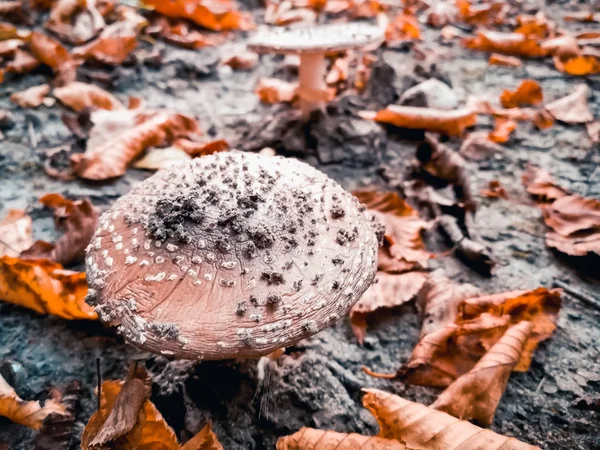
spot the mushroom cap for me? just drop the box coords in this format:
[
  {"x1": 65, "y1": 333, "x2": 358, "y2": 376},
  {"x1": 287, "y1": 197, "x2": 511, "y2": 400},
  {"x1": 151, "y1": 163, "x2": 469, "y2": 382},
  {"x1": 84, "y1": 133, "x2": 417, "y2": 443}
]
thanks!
[
  {"x1": 86, "y1": 151, "x2": 380, "y2": 360},
  {"x1": 247, "y1": 22, "x2": 385, "y2": 55}
]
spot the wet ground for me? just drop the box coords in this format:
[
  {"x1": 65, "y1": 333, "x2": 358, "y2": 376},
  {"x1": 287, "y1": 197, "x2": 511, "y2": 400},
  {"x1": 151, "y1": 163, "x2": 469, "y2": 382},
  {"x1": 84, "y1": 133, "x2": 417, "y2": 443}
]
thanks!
[{"x1": 1, "y1": 1, "x2": 599, "y2": 449}]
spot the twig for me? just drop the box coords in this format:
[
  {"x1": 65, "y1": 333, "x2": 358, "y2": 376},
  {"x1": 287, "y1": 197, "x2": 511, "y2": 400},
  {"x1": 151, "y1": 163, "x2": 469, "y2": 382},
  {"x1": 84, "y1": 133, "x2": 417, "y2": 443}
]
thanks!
[
  {"x1": 552, "y1": 279, "x2": 600, "y2": 311},
  {"x1": 96, "y1": 357, "x2": 101, "y2": 411}
]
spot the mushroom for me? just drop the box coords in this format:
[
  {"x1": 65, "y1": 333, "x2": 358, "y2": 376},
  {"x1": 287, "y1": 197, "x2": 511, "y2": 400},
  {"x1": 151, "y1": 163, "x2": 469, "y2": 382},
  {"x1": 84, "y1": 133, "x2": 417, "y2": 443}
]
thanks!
[
  {"x1": 86, "y1": 151, "x2": 381, "y2": 360},
  {"x1": 248, "y1": 22, "x2": 385, "y2": 117}
]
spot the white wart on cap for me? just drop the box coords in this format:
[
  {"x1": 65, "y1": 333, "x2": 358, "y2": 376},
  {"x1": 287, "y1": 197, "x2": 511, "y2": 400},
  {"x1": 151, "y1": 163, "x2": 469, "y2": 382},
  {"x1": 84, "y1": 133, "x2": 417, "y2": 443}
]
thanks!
[
  {"x1": 248, "y1": 22, "x2": 384, "y2": 117},
  {"x1": 86, "y1": 151, "x2": 381, "y2": 360}
]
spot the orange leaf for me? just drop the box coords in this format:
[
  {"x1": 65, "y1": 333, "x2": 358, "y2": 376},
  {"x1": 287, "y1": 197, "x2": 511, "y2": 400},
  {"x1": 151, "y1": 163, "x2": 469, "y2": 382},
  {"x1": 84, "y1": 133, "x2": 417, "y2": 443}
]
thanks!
[
  {"x1": 545, "y1": 84, "x2": 593, "y2": 124},
  {"x1": 514, "y1": 13, "x2": 552, "y2": 39},
  {"x1": 363, "y1": 389, "x2": 541, "y2": 449},
  {"x1": 45, "y1": 0, "x2": 106, "y2": 45},
  {"x1": 0, "y1": 373, "x2": 67, "y2": 430},
  {"x1": 72, "y1": 21, "x2": 138, "y2": 65},
  {"x1": 521, "y1": 165, "x2": 569, "y2": 203},
  {"x1": 173, "y1": 137, "x2": 230, "y2": 157},
  {"x1": 462, "y1": 30, "x2": 547, "y2": 57},
  {"x1": 385, "y1": 12, "x2": 420, "y2": 42},
  {"x1": 133, "y1": 146, "x2": 191, "y2": 170},
  {"x1": 488, "y1": 117, "x2": 516, "y2": 143},
  {"x1": 488, "y1": 53, "x2": 522, "y2": 66},
  {"x1": 221, "y1": 49, "x2": 258, "y2": 70},
  {"x1": 29, "y1": 31, "x2": 77, "y2": 82},
  {"x1": 500, "y1": 79, "x2": 543, "y2": 108},
  {"x1": 181, "y1": 422, "x2": 225, "y2": 450},
  {"x1": 350, "y1": 271, "x2": 428, "y2": 343},
  {"x1": 0, "y1": 209, "x2": 33, "y2": 257},
  {"x1": 481, "y1": 180, "x2": 508, "y2": 199},
  {"x1": 10, "y1": 83, "x2": 50, "y2": 108},
  {"x1": 54, "y1": 81, "x2": 125, "y2": 111},
  {"x1": 153, "y1": 17, "x2": 225, "y2": 49},
  {"x1": 277, "y1": 427, "x2": 406, "y2": 449},
  {"x1": 457, "y1": 0, "x2": 506, "y2": 26},
  {"x1": 431, "y1": 321, "x2": 533, "y2": 426},
  {"x1": 553, "y1": 54, "x2": 600, "y2": 75},
  {"x1": 256, "y1": 78, "x2": 298, "y2": 104},
  {"x1": 360, "y1": 106, "x2": 477, "y2": 136},
  {"x1": 0, "y1": 255, "x2": 96, "y2": 319}
]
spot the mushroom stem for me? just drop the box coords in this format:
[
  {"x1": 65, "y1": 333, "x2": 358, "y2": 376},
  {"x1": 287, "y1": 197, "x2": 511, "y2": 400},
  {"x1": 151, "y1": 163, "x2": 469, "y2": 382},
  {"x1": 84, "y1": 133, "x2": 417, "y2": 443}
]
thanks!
[{"x1": 298, "y1": 51, "x2": 327, "y2": 118}]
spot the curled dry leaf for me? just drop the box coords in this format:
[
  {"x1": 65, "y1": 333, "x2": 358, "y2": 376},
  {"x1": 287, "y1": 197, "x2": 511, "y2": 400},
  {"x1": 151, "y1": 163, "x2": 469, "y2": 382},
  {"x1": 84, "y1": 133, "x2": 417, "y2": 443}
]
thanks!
[
  {"x1": 521, "y1": 165, "x2": 569, "y2": 203},
  {"x1": 72, "y1": 20, "x2": 139, "y2": 65},
  {"x1": 431, "y1": 321, "x2": 533, "y2": 426},
  {"x1": 500, "y1": 79, "x2": 543, "y2": 108},
  {"x1": 71, "y1": 109, "x2": 200, "y2": 180},
  {"x1": 0, "y1": 373, "x2": 66, "y2": 430},
  {"x1": 54, "y1": 81, "x2": 124, "y2": 112},
  {"x1": 256, "y1": 78, "x2": 298, "y2": 104},
  {"x1": 21, "y1": 193, "x2": 99, "y2": 265},
  {"x1": 46, "y1": 0, "x2": 106, "y2": 45},
  {"x1": 10, "y1": 83, "x2": 50, "y2": 108},
  {"x1": 462, "y1": 30, "x2": 547, "y2": 58},
  {"x1": 0, "y1": 209, "x2": 33, "y2": 257},
  {"x1": 29, "y1": 31, "x2": 77, "y2": 83},
  {"x1": 488, "y1": 117, "x2": 516, "y2": 143},
  {"x1": 0, "y1": 255, "x2": 96, "y2": 319},
  {"x1": 173, "y1": 137, "x2": 229, "y2": 157},
  {"x1": 350, "y1": 271, "x2": 428, "y2": 344},
  {"x1": 541, "y1": 195, "x2": 600, "y2": 257},
  {"x1": 0, "y1": 47, "x2": 40, "y2": 83},
  {"x1": 545, "y1": 85, "x2": 593, "y2": 124},
  {"x1": 277, "y1": 427, "x2": 405, "y2": 450},
  {"x1": 489, "y1": 53, "x2": 522, "y2": 67},
  {"x1": 363, "y1": 389, "x2": 541, "y2": 449},
  {"x1": 360, "y1": 106, "x2": 477, "y2": 137},
  {"x1": 133, "y1": 146, "x2": 191, "y2": 170},
  {"x1": 143, "y1": 0, "x2": 253, "y2": 31}
]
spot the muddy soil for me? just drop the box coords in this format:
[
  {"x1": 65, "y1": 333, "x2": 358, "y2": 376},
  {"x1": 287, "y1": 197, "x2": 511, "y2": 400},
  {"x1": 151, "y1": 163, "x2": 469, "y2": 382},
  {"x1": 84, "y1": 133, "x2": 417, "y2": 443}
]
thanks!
[{"x1": 1, "y1": 2, "x2": 599, "y2": 449}]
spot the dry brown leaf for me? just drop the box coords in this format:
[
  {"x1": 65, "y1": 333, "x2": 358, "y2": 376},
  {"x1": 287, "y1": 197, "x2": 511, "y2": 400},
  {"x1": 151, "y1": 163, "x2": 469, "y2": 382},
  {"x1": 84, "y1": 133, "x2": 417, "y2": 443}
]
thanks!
[
  {"x1": 475, "y1": 99, "x2": 554, "y2": 130},
  {"x1": 514, "y1": 13, "x2": 553, "y2": 39},
  {"x1": 564, "y1": 11, "x2": 600, "y2": 23},
  {"x1": 256, "y1": 78, "x2": 297, "y2": 104},
  {"x1": 545, "y1": 85, "x2": 593, "y2": 124},
  {"x1": 488, "y1": 53, "x2": 522, "y2": 67},
  {"x1": 488, "y1": 117, "x2": 516, "y2": 143},
  {"x1": 0, "y1": 373, "x2": 66, "y2": 430},
  {"x1": 521, "y1": 165, "x2": 569, "y2": 203},
  {"x1": 586, "y1": 120, "x2": 600, "y2": 143},
  {"x1": 0, "y1": 47, "x2": 40, "y2": 83},
  {"x1": 554, "y1": 54, "x2": 600, "y2": 75},
  {"x1": 459, "y1": 131, "x2": 504, "y2": 161},
  {"x1": 0, "y1": 255, "x2": 95, "y2": 319},
  {"x1": 363, "y1": 389, "x2": 541, "y2": 449},
  {"x1": 431, "y1": 321, "x2": 533, "y2": 426},
  {"x1": 71, "y1": 109, "x2": 200, "y2": 180},
  {"x1": 462, "y1": 30, "x2": 548, "y2": 58},
  {"x1": 143, "y1": 0, "x2": 254, "y2": 31},
  {"x1": 72, "y1": 20, "x2": 138, "y2": 65},
  {"x1": 456, "y1": 0, "x2": 506, "y2": 26},
  {"x1": 54, "y1": 81, "x2": 124, "y2": 111},
  {"x1": 0, "y1": 209, "x2": 33, "y2": 257},
  {"x1": 277, "y1": 427, "x2": 406, "y2": 450},
  {"x1": 350, "y1": 271, "x2": 428, "y2": 343},
  {"x1": 46, "y1": 0, "x2": 106, "y2": 45},
  {"x1": 133, "y1": 146, "x2": 191, "y2": 170},
  {"x1": 360, "y1": 106, "x2": 477, "y2": 137},
  {"x1": 29, "y1": 31, "x2": 77, "y2": 83},
  {"x1": 153, "y1": 17, "x2": 225, "y2": 49},
  {"x1": 325, "y1": 54, "x2": 351, "y2": 86},
  {"x1": 386, "y1": 12, "x2": 420, "y2": 42},
  {"x1": 500, "y1": 80, "x2": 543, "y2": 108},
  {"x1": 173, "y1": 137, "x2": 229, "y2": 157},
  {"x1": 181, "y1": 422, "x2": 224, "y2": 450},
  {"x1": 221, "y1": 49, "x2": 258, "y2": 70},
  {"x1": 21, "y1": 193, "x2": 98, "y2": 265},
  {"x1": 426, "y1": 2, "x2": 459, "y2": 28},
  {"x1": 10, "y1": 83, "x2": 50, "y2": 108},
  {"x1": 481, "y1": 180, "x2": 508, "y2": 199}
]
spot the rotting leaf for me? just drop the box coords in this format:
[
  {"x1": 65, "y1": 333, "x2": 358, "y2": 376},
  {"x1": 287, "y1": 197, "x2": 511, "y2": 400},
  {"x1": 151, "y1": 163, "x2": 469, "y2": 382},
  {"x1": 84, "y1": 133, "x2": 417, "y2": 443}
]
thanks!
[
  {"x1": 256, "y1": 78, "x2": 298, "y2": 104},
  {"x1": 10, "y1": 83, "x2": 50, "y2": 108},
  {"x1": 500, "y1": 79, "x2": 543, "y2": 108},
  {"x1": 363, "y1": 389, "x2": 541, "y2": 449},
  {"x1": 0, "y1": 209, "x2": 33, "y2": 257},
  {"x1": 54, "y1": 81, "x2": 125, "y2": 112},
  {"x1": 350, "y1": 271, "x2": 428, "y2": 344},
  {"x1": 0, "y1": 256, "x2": 96, "y2": 319},
  {"x1": 71, "y1": 109, "x2": 200, "y2": 180},
  {"x1": 0, "y1": 373, "x2": 66, "y2": 430},
  {"x1": 359, "y1": 106, "x2": 477, "y2": 137},
  {"x1": 21, "y1": 193, "x2": 98, "y2": 266},
  {"x1": 521, "y1": 165, "x2": 569, "y2": 203},
  {"x1": 431, "y1": 321, "x2": 533, "y2": 426},
  {"x1": 277, "y1": 427, "x2": 406, "y2": 450},
  {"x1": 545, "y1": 84, "x2": 594, "y2": 124},
  {"x1": 462, "y1": 30, "x2": 547, "y2": 58}
]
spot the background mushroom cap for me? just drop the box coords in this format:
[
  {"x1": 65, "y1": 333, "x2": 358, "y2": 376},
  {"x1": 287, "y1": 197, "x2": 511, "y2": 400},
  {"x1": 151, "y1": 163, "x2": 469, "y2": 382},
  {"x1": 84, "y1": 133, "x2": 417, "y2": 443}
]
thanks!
[
  {"x1": 86, "y1": 151, "x2": 380, "y2": 360},
  {"x1": 247, "y1": 22, "x2": 385, "y2": 55}
]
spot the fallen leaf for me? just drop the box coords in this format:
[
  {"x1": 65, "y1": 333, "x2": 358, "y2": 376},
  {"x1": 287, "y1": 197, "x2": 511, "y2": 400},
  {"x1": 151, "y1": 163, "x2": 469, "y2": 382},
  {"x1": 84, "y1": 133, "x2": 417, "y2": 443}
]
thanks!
[
  {"x1": 221, "y1": 49, "x2": 258, "y2": 70},
  {"x1": 541, "y1": 34, "x2": 580, "y2": 59},
  {"x1": 545, "y1": 85, "x2": 593, "y2": 124},
  {"x1": 46, "y1": 0, "x2": 106, "y2": 45},
  {"x1": 29, "y1": 31, "x2": 77, "y2": 83},
  {"x1": 350, "y1": 271, "x2": 428, "y2": 343},
  {"x1": 521, "y1": 165, "x2": 569, "y2": 203},
  {"x1": 0, "y1": 255, "x2": 96, "y2": 319},
  {"x1": 0, "y1": 209, "x2": 33, "y2": 257},
  {"x1": 277, "y1": 427, "x2": 406, "y2": 450},
  {"x1": 564, "y1": 11, "x2": 600, "y2": 23},
  {"x1": 456, "y1": 0, "x2": 506, "y2": 26},
  {"x1": 0, "y1": 373, "x2": 66, "y2": 430},
  {"x1": 488, "y1": 53, "x2": 522, "y2": 67},
  {"x1": 586, "y1": 120, "x2": 600, "y2": 143},
  {"x1": 514, "y1": 13, "x2": 553, "y2": 39},
  {"x1": 0, "y1": 47, "x2": 40, "y2": 83},
  {"x1": 426, "y1": 2, "x2": 459, "y2": 28},
  {"x1": 34, "y1": 380, "x2": 81, "y2": 450},
  {"x1": 385, "y1": 12, "x2": 420, "y2": 42},
  {"x1": 143, "y1": 0, "x2": 254, "y2": 31},
  {"x1": 152, "y1": 17, "x2": 224, "y2": 49},
  {"x1": 363, "y1": 389, "x2": 541, "y2": 449},
  {"x1": 431, "y1": 321, "x2": 533, "y2": 426},
  {"x1": 459, "y1": 131, "x2": 504, "y2": 160},
  {"x1": 0, "y1": 22, "x2": 30, "y2": 40},
  {"x1": 462, "y1": 30, "x2": 548, "y2": 58},
  {"x1": 133, "y1": 146, "x2": 191, "y2": 170},
  {"x1": 10, "y1": 83, "x2": 50, "y2": 108},
  {"x1": 54, "y1": 81, "x2": 124, "y2": 111},
  {"x1": 553, "y1": 54, "x2": 600, "y2": 76},
  {"x1": 475, "y1": 99, "x2": 554, "y2": 130},
  {"x1": 173, "y1": 137, "x2": 230, "y2": 157},
  {"x1": 500, "y1": 79, "x2": 543, "y2": 108},
  {"x1": 72, "y1": 20, "x2": 139, "y2": 65},
  {"x1": 325, "y1": 54, "x2": 351, "y2": 86},
  {"x1": 488, "y1": 117, "x2": 516, "y2": 143},
  {"x1": 71, "y1": 109, "x2": 200, "y2": 180},
  {"x1": 181, "y1": 422, "x2": 224, "y2": 450},
  {"x1": 481, "y1": 180, "x2": 508, "y2": 199},
  {"x1": 256, "y1": 78, "x2": 297, "y2": 104},
  {"x1": 21, "y1": 193, "x2": 98, "y2": 265},
  {"x1": 360, "y1": 106, "x2": 477, "y2": 136}
]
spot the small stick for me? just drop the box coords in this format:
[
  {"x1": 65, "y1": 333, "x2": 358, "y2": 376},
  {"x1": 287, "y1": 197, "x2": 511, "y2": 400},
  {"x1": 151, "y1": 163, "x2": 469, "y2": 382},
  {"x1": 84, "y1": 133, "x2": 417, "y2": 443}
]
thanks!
[
  {"x1": 552, "y1": 279, "x2": 600, "y2": 311},
  {"x1": 96, "y1": 357, "x2": 102, "y2": 411}
]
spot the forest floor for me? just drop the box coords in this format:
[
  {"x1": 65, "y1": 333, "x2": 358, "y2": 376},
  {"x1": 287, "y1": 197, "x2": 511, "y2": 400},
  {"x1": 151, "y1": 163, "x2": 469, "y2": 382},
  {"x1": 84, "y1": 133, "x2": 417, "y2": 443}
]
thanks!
[{"x1": 0, "y1": 1, "x2": 599, "y2": 449}]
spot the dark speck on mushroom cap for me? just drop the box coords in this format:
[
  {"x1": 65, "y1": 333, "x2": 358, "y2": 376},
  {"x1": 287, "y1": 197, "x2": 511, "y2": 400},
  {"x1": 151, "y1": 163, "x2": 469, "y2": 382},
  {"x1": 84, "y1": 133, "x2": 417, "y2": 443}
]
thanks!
[
  {"x1": 85, "y1": 151, "x2": 379, "y2": 360},
  {"x1": 247, "y1": 22, "x2": 385, "y2": 55}
]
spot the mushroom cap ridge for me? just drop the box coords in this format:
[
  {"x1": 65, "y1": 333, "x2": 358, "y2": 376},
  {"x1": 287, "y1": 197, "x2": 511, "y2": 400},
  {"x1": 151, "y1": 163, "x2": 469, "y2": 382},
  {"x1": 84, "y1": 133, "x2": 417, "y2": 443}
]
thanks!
[{"x1": 86, "y1": 151, "x2": 379, "y2": 360}]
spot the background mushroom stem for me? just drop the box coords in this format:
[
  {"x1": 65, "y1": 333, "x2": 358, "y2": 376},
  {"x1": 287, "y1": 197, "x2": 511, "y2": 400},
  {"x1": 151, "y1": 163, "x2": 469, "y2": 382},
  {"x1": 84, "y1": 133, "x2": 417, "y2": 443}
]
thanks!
[{"x1": 298, "y1": 51, "x2": 327, "y2": 117}]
